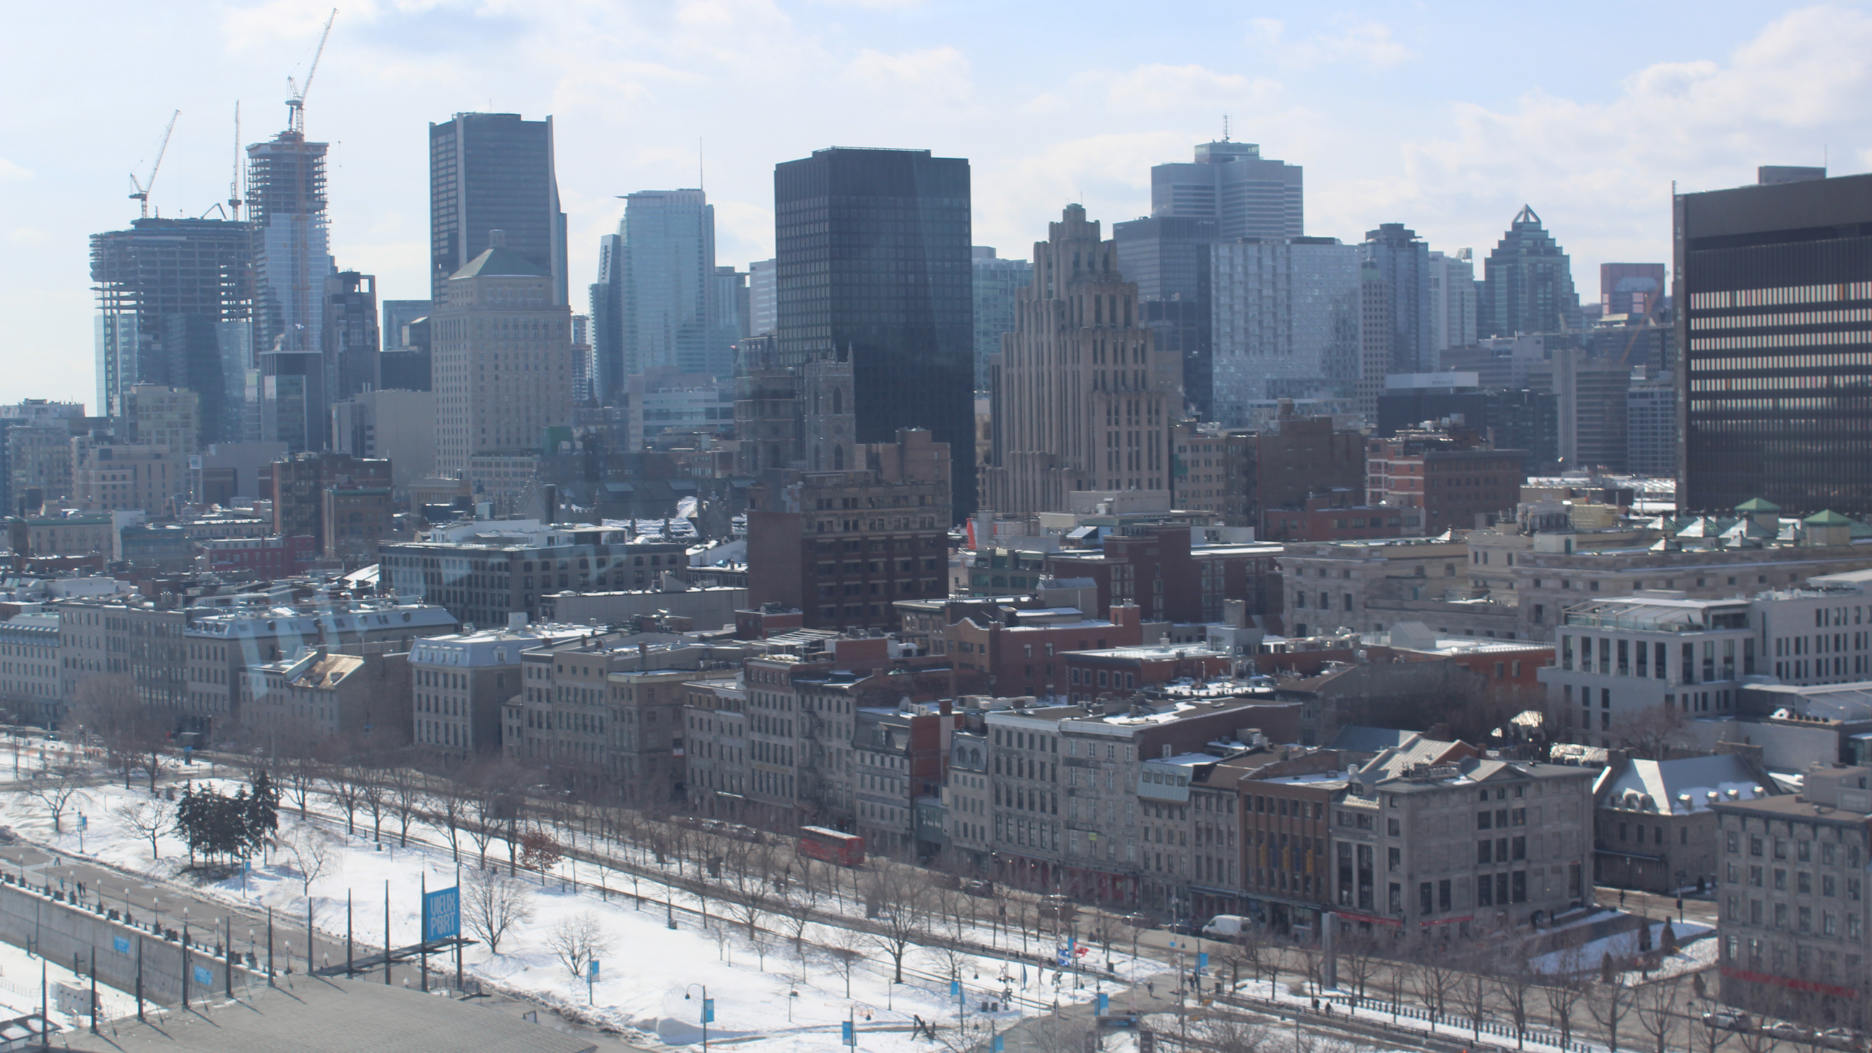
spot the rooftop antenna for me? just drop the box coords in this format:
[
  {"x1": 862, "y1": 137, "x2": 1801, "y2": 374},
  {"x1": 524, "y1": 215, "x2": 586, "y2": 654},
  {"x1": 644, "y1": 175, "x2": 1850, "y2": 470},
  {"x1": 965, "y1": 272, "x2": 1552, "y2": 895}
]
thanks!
[
  {"x1": 1223, "y1": 114, "x2": 1230, "y2": 141},
  {"x1": 128, "y1": 109, "x2": 180, "y2": 220}
]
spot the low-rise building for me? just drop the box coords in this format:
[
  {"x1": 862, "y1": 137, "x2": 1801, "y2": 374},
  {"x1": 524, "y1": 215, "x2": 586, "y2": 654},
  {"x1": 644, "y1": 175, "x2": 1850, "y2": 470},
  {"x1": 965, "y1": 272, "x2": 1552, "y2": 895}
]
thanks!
[
  {"x1": 0, "y1": 611, "x2": 60, "y2": 726},
  {"x1": 1329, "y1": 736, "x2": 1594, "y2": 932},
  {"x1": 1714, "y1": 764, "x2": 1872, "y2": 1028},
  {"x1": 408, "y1": 621, "x2": 590, "y2": 760},
  {"x1": 1593, "y1": 752, "x2": 1778, "y2": 893},
  {"x1": 243, "y1": 648, "x2": 411, "y2": 745}
]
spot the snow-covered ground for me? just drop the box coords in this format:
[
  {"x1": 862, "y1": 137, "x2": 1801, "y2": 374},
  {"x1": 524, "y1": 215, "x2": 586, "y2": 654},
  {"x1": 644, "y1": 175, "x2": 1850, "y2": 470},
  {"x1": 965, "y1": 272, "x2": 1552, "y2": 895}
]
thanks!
[
  {"x1": 1530, "y1": 919, "x2": 1713, "y2": 976},
  {"x1": 0, "y1": 934, "x2": 141, "y2": 1030},
  {"x1": 0, "y1": 773, "x2": 1163, "y2": 1050}
]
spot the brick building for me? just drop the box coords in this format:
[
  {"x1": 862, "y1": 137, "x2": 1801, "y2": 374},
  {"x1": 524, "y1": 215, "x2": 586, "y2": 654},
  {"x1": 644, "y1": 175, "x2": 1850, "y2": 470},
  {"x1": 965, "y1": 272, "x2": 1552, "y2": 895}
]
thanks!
[
  {"x1": 944, "y1": 605, "x2": 1143, "y2": 699},
  {"x1": 747, "y1": 428, "x2": 952, "y2": 630},
  {"x1": 1366, "y1": 432, "x2": 1524, "y2": 534},
  {"x1": 1044, "y1": 524, "x2": 1283, "y2": 625}
]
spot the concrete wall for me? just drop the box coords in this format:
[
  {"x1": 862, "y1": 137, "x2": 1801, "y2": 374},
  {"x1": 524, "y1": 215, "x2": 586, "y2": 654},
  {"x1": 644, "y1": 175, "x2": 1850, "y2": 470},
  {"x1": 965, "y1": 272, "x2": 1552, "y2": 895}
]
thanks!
[{"x1": 0, "y1": 875, "x2": 261, "y2": 1007}]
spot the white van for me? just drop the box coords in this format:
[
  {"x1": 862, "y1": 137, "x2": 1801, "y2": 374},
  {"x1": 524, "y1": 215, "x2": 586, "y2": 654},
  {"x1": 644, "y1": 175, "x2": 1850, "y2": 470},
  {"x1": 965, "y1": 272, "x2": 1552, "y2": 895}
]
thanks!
[{"x1": 1200, "y1": 914, "x2": 1248, "y2": 938}]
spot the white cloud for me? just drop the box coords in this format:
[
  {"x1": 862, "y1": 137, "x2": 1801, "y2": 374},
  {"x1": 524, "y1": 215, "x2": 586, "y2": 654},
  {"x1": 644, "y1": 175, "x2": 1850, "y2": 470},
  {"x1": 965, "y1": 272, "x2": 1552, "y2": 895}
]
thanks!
[
  {"x1": 0, "y1": 159, "x2": 29, "y2": 183},
  {"x1": 1318, "y1": 4, "x2": 1872, "y2": 282},
  {"x1": 1249, "y1": 16, "x2": 1413, "y2": 71}
]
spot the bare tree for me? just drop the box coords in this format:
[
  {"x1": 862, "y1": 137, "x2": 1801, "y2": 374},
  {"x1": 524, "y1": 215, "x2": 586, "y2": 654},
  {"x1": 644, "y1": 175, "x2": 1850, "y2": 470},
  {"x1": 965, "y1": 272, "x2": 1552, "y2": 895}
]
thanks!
[
  {"x1": 462, "y1": 868, "x2": 531, "y2": 956},
  {"x1": 1337, "y1": 925, "x2": 1385, "y2": 1003},
  {"x1": 275, "y1": 725, "x2": 323, "y2": 817},
  {"x1": 777, "y1": 859, "x2": 820, "y2": 956},
  {"x1": 548, "y1": 911, "x2": 609, "y2": 982},
  {"x1": 862, "y1": 865, "x2": 932, "y2": 982},
  {"x1": 1540, "y1": 956, "x2": 1589, "y2": 1052},
  {"x1": 359, "y1": 763, "x2": 388, "y2": 843},
  {"x1": 324, "y1": 762, "x2": 364, "y2": 836},
  {"x1": 67, "y1": 675, "x2": 147, "y2": 790},
  {"x1": 825, "y1": 927, "x2": 867, "y2": 999},
  {"x1": 1587, "y1": 973, "x2": 1637, "y2": 1053},
  {"x1": 1200, "y1": 1016, "x2": 1274, "y2": 1053},
  {"x1": 280, "y1": 826, "x2": 335, "y2": 896},
  {"x1": 114, "y1": 798, "x2": 170, "y2": 859},
  {"x1": 1491, "y1": 943, "x2": 1541, "y2": 1050},
  {"x1": 386, "y1": 761, "x2": 422, "y2": 847},
  {"x1": 26, "y1": 765, "x2": 86, "y2": 833},
  {"x1": 1615, "y1": 703, "x2": 1693, "y2": 760},
  {"x1": 1451, "y1": 939, "x2": 1493, "y2": 1044},
  {"x1": 1405, "y1": 934, "x2": 1462, "y2": 1028},
  {"x1": 1635, "y1": 978, "x2": 1683, "y2": 1053},
  {"x1": 721, "y1": 839, "x2": 780, "y2": 941},
  {"x1": 435, "y1": 775, "x2": 471, "y2": 864}
]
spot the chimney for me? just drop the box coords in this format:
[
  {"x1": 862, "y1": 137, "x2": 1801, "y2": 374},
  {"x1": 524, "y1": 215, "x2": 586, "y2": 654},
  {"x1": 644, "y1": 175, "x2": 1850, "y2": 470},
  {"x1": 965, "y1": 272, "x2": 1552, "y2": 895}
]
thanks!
[{"x1": 489, "y1": 229, "x2": 508, "y2": 250}]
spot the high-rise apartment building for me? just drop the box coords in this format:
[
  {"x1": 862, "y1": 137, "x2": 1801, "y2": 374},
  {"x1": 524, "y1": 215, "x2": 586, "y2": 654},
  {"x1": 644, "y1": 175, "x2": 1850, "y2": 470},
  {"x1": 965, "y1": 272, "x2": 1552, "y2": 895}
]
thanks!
[
  {"x1": 1600, "y1": 263, "x2": 1667, "y2": 318},
  {"x1": 1676, "y1": 171, "x2": 1872, "y2": 515},
  {"x1": 431, "y1": 231, "x2": 573, "y2": 475},
  {"x1": 982, "y1": 205, "x2": 1181, "y2": 516},
  {"x1": 608, "y1": 190, "x2": 736, "y2": 383},
  {"x1": 1114, "y1": 216, "x2": 1216, "y2": 418},
  {"x1": 589, "y1": 233, "x2": 624, "y2": 403},
  {"x1": 773, "y1": 147, "x2": 975, "y2": 517},
  {"x1": 1150, "y1": 140, "x2": 1303, "y2": 241},
  {"x1": 1479, "y1": 205, "x2": 1580, "y2": 338},
  {"x1": 970, "y1": 247, "x2": 1031, "y2": 392},
  {"x1": 90, "y1": 217, "x2": 253, "y2": 443},
  {"x1": 1209, "y1": 236, "x2": 1360, "y2": 424},
  {"x1": 1360, "y1": 223, "x2": 1435, "y2": 376},
  {"x1": 123, "y1": 384, "x2": 200, "y2": 488},
  {"x1": 429, "y1": 113, "x2": 568, "y2": 308}
]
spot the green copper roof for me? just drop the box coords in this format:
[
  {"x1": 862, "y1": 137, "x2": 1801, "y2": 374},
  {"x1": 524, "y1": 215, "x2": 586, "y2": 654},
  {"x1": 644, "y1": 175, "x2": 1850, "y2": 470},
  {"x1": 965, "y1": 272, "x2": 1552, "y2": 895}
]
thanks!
[
  {"x1": 1734, "y1": 497, "x2": 1781, "y2": 513},
  {"x1": 1804, "y1": 509, "x2": 1852, "y2": 526}
]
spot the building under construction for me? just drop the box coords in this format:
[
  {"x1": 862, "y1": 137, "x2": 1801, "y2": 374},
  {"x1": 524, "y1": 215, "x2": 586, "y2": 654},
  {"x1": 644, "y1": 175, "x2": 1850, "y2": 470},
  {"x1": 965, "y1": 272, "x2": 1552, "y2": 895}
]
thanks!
[
  {"x1": 90, "y1": 217, "x2": 253, "y2": 443},
  {"x1": 247, "y1": 129, "x2": 335, "y2": 451}
]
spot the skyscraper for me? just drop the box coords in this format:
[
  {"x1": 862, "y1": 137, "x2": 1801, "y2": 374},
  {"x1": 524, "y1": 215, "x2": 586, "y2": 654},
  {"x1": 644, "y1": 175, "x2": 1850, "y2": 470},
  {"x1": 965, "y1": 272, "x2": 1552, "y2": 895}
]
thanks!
[
  {"x1": 970, "y1": 247, "x2": 1031, "y2": 391},
  {"x1": 324, "y1": 270, "x2": 379, "y2": 404},
  {"x1": 983, "y1": 205, "x2": 1180, "y2": 516},
  {"x1": 1208, "y1": 237, "x2": 1361, "y2": 425},
  {"x1": 247, "y1": 129, "x2": 335, "y2": 451},
  {"x1": 1150, "y1": 140, "x2": 1303, "y2": 241},
  {"x1": 432, "y1": 231, "x2": 573, "y2": 475},
  {"x1": 747, "y1": 259, "x2": 777, "y2": 338},
  {"x1": 429, "y1": 113, "x2": 568, "y2": 307},
  {"x1": 1479, "y1": 205, "x2": 1580, "y2": 338},
  {"x1": 1360, "y1": 223, "x2": 1435, "y2": 375},
  {"x1": 90, "y1": 217, "x2": 253, "y2": 443},
  {"x1": 589, "y1": 232, "x2": 623, "y2": 403},
  {"x1": 381, "y1": 299, "x2": 429, "y2": 352},
  {"x1": 1428, "y1": 249, "x2": 1478, "y2": 354},
  {"x1": 773, "y1": 147, "x2": 975, "y2": 517},
  {"x1": 1676, "y1": 171, "x2": 1872, "y2": 514},
  {"x1": 615, "y1": 189, "x2": 735, "y2": 382},
  {"x1": 1114, "y1": 215, "x2": 1215, "y2": 417}
]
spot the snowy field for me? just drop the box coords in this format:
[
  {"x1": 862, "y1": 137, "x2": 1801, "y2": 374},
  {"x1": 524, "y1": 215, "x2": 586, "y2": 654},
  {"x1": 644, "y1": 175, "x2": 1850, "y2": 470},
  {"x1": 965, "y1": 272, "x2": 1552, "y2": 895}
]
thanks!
[{"x1": 0, "y1": 773, "x2": 1163, "y2": 1050}]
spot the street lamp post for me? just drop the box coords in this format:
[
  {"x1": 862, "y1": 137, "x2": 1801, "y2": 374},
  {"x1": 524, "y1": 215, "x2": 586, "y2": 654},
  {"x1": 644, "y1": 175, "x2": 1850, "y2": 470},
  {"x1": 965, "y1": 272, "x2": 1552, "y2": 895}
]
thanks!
[{"x1": 684, "y1": 983, "x2": 712, "y2": 1051}]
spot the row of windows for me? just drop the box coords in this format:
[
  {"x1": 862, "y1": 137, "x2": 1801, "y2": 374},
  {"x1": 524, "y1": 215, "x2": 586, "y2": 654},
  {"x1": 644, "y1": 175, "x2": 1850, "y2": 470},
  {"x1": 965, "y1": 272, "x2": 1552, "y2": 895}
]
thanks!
[{"x1": 1689, "y1": 282, "x2": 1872, "y2": 310}]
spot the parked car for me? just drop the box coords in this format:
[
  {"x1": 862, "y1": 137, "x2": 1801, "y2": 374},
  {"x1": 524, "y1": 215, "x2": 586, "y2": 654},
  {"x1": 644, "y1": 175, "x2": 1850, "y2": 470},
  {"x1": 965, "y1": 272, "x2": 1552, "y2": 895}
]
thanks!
[
  {"x1": 1038, "y1": 895, "x2": 1077, "y2": 921},
  {"x1": 1817, "y1": 1028, "x2": 1860, "y2": 1050},
  {"x1": 1702, "y1": 1011, "x2": 1753, "y2": 1032},
  {"x1": 963, "y1": 880, "x2": 996, "y2": 898}
]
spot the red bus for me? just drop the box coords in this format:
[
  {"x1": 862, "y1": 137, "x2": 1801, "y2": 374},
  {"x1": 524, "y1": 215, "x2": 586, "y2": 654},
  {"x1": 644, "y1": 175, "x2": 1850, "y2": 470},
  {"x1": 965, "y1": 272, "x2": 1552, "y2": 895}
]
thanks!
[{"x1": 797, "y1": 826, "x2": 865, "y2": 867}]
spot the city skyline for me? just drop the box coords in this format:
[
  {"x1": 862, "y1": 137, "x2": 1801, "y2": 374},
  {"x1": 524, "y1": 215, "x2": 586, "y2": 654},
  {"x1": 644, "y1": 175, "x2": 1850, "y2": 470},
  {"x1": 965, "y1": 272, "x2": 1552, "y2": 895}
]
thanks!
[{"x1": 5, "y1": 1, "x2": 1865, "y2": 405}]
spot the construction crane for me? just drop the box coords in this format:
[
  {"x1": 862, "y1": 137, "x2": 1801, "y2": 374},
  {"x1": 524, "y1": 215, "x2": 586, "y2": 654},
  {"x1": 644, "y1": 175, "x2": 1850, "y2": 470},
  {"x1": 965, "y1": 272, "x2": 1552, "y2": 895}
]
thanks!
[
  {"x1": 127, "y1": 109, "x2": 180, "y2": 220},
  {"x1": 284, "y1": 8, "x2": 337, "y2": 135},
  {"x1": 228, "y1": 101, "x2": 243, "y2": 219}
]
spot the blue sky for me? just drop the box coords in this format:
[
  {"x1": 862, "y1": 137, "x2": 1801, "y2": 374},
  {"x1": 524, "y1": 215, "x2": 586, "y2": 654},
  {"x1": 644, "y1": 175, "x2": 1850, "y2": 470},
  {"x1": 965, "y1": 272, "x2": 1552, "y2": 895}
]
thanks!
[{"x1": 3, "y1": 1, "x2": 1867, "y2": 406}]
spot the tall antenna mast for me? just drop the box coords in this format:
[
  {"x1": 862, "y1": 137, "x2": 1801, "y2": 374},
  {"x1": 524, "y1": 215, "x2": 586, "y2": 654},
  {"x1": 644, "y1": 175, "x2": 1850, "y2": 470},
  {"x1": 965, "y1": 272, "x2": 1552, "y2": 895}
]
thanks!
[{"x1": 1223, "y1": 114, "x2": 1230, "y2": 141}]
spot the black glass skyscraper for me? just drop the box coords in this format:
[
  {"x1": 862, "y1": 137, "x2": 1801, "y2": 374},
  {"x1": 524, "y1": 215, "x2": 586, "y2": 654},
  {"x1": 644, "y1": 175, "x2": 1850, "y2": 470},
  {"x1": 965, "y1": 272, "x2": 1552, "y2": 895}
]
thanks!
[
  {"x1": 774, "y1": 148, "x2": 975, "y2": 517},
  {"x1": 429, "y1": 113, "x2": 568, "y2": 307},
  {"x1": 1677, "y1": 171, "x2": 1872, "y2": 514}
]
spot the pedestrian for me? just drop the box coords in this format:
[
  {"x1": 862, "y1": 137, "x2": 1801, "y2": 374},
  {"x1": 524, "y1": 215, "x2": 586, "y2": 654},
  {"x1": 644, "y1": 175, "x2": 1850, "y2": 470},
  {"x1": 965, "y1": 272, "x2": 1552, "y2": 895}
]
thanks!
[{"x1": 1147, "y1": 980, "x2": 1155, "y2": 997}]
